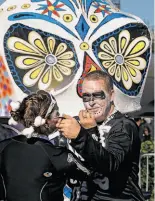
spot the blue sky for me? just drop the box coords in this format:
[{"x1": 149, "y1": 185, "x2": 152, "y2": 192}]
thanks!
[{"x1": 120, "y1": 0, "x2": 154, "y2": 27}]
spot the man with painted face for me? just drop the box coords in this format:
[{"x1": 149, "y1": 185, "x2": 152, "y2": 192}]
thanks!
[{"x1": 57, "y1": 70, "x2": 145, "y2": 201}]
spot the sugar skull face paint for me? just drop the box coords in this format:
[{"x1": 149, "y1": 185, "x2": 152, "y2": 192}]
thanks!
[{"x1": 82, "y1": 79, "x2": 114, "y2": 122}]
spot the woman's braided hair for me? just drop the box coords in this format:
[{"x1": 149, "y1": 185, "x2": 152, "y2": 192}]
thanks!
[{"x1": 10, "y1": 90, "x2": 54, "y2": 135}]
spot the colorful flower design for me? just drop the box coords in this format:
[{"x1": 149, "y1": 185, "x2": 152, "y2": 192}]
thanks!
[
  {"x1": 37, "y1": 0, "x2": 65, "y2": 18},
  {"x1": 93, "y1": 1, "x2": 112, "y2": 16},
  {"x1": 98, "y1": 30, "x2": 150, "y2": 90},
  {"x1": 7, "y1": 31, "x2": 76, "y2": 92}
]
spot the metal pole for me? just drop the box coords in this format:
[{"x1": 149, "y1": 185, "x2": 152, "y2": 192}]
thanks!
[
  {"x1": 139, "y1": 156, "x2": 141, "y2": 187},
  {"x1": 146, "y1": 156, "x2": 149, "y2": 192}
]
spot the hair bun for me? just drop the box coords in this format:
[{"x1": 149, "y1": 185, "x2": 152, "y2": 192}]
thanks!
[
  {"x1": 10, "y1": 101, "x2": 20, "y2": 111},
  {"x1": 22, "y1": 126, "x2": 34, "y2": 138},
  {"x1": 34, "y1": 116, "x2": 46, "y2": 127},
  {"x1": 8, "y1": 117, "x2": 18, "y2": 126}
]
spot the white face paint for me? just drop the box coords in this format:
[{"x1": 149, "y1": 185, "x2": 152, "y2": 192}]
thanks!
[{"x1": 82, "y1": 79, "x2": 114, "y2": 122}]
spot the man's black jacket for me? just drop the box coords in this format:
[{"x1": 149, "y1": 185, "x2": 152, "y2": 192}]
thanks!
[{"x1": 71, "y1": 112, "x2": 145, "y2": 201}]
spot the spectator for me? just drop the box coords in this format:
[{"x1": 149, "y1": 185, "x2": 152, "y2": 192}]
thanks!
[{"x1": 143, "y1": 126, "x2": 152, "y2": 142}]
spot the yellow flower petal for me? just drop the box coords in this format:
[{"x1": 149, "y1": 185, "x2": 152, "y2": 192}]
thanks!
[
  {"x1": 28, "y1": 31, "x2": 47, "y2": 54},
  {"x1": 125, "y1": 63, "x2": 142, "y2": 84},
  {"x1": 118, "y1": 30, "x2": 130, "y2": 54},
  {"x1": 108, "y1": 64, "x2": 116, "y2": 76},
  {"x1": 123, "y1": 68, "x2": 129, "y2": 81},
  {"x1": 15, "y1": 42, "x2": 34, "y2": 53},
  {"x1": 55, "y1": 43, "x2": 67, "y2": 56},
  {"x1": 115, "y1": 65, "x2": 121, "y2": 82},
  {"x1": 128, "y1": 67, "x2": 136, "y2": 77},
  {"x1": 57, "y1": 60, "x2": 75, "y2": 68},
  {"x1": 125, "y1": 57, "x2": 146, "y2": 70},
  {"x1": 100, "y1": 41, "x2": 115, "y2": 55},
  {"x1": 7, "y1": 37, "x2": 42, "y2": 56},
  {"x1": 42, "y1": 70, "x2": 50, "y2": 84},
  {"x1": 130, "y1": 41, "x2": 145, "y2": 55},
  {"x1": 30, "y1": 67, "x2": 42, "y2": 79},
  {"x1": 128, "y1": 60, "x2": 140, "y2": 66},
  {"x1": 24, "y1": 58, "x2": 38, "y2": 65},
  {"x1": 15, "y1": 56, "x2": 44, "y2": 69},
  {"x1": 56, "y1": 64, "x2": 71, "y2": 76},
  {"x1": 53, "y1": 66, "x2": 63, "y2": 82},
  {"x1": 98, "y1": 52, "x2": 114, "y2": 60},
  {"x1": 57, "y1": 51, "x2": 73, "y2": 60},
  {"x1": 121, "y1": 65, "x2": 132, "y2": 90},
  {"x1": 121, "y1": 38, "x2": 126, "y2": 50},
  {"x1": 109, "y1": 37, "x2": 117, "y2": 53},
  {"x1": 23, "y1": 64, "x2": 45, "y2": 87},
  {"x1": 47, "y1": 37, "x2": 55, "y2": 53},
  {"x1": 102, "y1": 60, "x2": 115, "y2": 69},
  {"x1": 38, "y1": 68, "x2": 52, "y2": 90},
  {"x1": 125, "y1": 36, "x2": 149, "y2": 58}
]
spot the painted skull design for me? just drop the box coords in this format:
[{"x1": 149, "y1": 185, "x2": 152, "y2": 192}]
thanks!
[{"x1": 0, "y1": 0, "x2": 151, "y2": 116}]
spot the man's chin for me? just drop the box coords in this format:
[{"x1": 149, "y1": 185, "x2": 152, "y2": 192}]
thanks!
[{"x1": 94, "y1": 113, "x2": 105, "y2": 123}]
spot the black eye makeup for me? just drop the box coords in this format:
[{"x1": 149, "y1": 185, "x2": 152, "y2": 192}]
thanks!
[{"x1": 82, "y1": 91, "x2": 106, "y2": 102}]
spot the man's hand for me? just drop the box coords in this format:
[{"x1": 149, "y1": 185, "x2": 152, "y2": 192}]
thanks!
[
  {"x1": 79, "y1": 110, "x2": 97, "y2": 129},
  {"x1": 56, "y1": 114, "x2": 81, "y2": 139}
]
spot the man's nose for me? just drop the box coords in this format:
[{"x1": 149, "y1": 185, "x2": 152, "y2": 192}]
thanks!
[
  {"x1": 89, "y1": 100, "x2": 95, "y2": 107},
  {"x1": 89, "y1": 96, "x2": 95, "y2": 106}
]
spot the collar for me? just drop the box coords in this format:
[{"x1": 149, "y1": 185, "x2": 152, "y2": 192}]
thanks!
[
  {"x1": 31, "y1": 130, "x2": 60, "y2": 142},
  {"x1": 31, "y1": 133, "x2": 49, "y2": 141},
  {"x1": 102, "y1": 107, "x2": 118, "y2": 126}
]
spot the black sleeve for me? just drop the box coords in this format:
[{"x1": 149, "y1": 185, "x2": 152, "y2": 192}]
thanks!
[
  {"x1": 0, "y1": 175, "x2": 5, "y2": 200},
  {"x1": 38, "y1": 143, "x2": 91, "y2": 179},
  {"x1": 70, "y1": 119, "x2": 136, "y2": 175},
  {"x1": 0, "y1": 139, "x2": 12, "y2": 201}
]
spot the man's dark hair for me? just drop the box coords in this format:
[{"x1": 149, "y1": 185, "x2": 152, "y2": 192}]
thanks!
[{"x1": 83, "y1": 70, "x2": 113, "y2": 91}]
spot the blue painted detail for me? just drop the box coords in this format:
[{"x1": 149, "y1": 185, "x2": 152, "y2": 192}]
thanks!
[
  {"x1": 36, "y1": 1, "x2": 65, "y2": 17},
  {"x1": 8, "y1": 12, "x2": 79, "y2": 39},
  {"x1": 36, "y1": 4, "x2": 47, "y2": 10},
  {"x1": 0, "y1": 0, "x2": 5, "y2": 6},
  {"x1": 70, "y1": 0, "x2": 79, "y2": 8},
  {"x1": 63, "y1": 185, "x2": 72, "y2": 199},
  {"x1": 81, "y1": 0, "x2": 93, "y2": 14},
  {"x1": 92, "y1": 23, "x2": 150, "y2": 96},
  {"x1": 4, "y1": 23, "x2": 80, "y2": 95},
  {"x1": 36, "y1": 0, "x2": 66, "y2": 17},
  {"x1": 90, "y1": 13, "x2": 136, "y2": 39},
  {"x1": 59, "y1": 0, "x2": 77, "y2": 15},
  {"x1": 34, "y1": 0, "x2": 77, "y2": 15},
  {"x1": 75, "y1": 15, "x2": 90, "y2": 41},
  {"x1": 95, "y1": 0, "x2": 110, "y2": 5},
  {"x1": 93, "y1": 1, "x2": 112, "y2": 17}
]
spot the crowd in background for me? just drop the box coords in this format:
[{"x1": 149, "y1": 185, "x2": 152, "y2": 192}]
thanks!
[{"x1": 134, "y1": 117, "x2": 154, "y2": 201}]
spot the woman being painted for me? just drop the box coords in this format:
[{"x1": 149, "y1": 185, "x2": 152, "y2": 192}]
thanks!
[{"x1": 0, "y1": 90, "x2": 90, "y2": 201}]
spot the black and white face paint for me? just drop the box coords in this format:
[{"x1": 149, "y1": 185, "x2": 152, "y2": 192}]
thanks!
[{"x1": 82, "y1": 79, "x2": 114, "y2": 123}]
